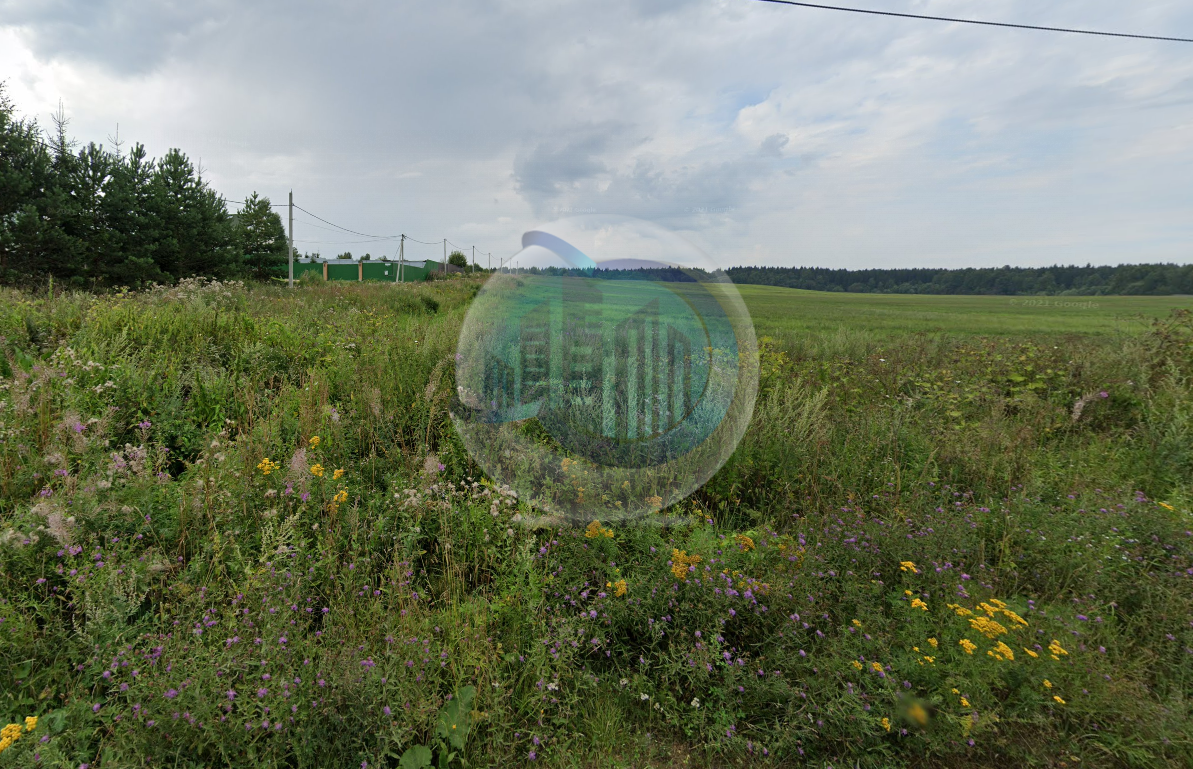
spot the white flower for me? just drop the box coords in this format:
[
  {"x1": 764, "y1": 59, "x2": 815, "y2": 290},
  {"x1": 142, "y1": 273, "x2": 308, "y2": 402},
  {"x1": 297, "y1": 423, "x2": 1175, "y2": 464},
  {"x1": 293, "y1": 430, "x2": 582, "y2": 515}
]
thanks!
[
  {"x1": 640, "y1": 693, "x2": 650, "y2": 701},
  {"x1": 691, "y1": 698, "x2": 700, "y2": 708},
  {"x1": 619, "y1": 679, "x2": 628, "y2": 688}
]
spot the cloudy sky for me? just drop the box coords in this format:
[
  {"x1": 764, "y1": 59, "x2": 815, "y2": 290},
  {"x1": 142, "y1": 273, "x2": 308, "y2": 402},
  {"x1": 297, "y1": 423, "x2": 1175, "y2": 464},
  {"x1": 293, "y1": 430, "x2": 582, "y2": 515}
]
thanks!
[{"x1": 2, "y1": 0, "x2": 1191, "y2": 269}]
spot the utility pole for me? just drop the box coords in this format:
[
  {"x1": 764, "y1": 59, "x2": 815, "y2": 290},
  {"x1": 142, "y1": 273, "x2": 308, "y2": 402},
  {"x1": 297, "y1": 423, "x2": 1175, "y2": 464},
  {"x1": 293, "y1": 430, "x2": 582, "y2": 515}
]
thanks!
[
  {"x1": 443, "y1": 238, "x2": 447, "y2": 273},
  {"x1": 399, "y1": 235, "x2": 405, "y2": 283},
  {"x1": 472, "y1": 245, "x2": 476, "y2": 273},
  {"x1": 288, "y1": 190, "x2": 294, "y2": 288},
  {"x1": 488, "y1": 252, "x2": 491, "y2": 270}
]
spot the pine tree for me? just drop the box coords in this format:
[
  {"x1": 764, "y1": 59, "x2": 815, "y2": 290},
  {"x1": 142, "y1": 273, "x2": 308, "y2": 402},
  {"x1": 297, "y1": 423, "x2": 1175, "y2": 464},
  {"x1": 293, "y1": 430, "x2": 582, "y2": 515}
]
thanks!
[{"x1": 234, "y1": 192, "x2": 287, "y2": 280}]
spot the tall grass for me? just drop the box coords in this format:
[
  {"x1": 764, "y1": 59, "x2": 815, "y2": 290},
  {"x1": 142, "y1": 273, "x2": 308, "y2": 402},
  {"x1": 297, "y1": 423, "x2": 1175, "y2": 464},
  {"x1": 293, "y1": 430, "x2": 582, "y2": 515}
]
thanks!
[{"x1": 0, "y1": 280, "x2": 1190, "y2": 768}]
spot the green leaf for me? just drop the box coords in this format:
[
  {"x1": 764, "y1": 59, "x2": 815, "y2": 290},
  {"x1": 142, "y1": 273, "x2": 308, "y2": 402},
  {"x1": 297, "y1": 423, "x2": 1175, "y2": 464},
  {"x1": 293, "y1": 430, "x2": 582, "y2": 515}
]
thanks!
[{"x1": 398, "y1": 745, "x2": 433, "y2": 769}]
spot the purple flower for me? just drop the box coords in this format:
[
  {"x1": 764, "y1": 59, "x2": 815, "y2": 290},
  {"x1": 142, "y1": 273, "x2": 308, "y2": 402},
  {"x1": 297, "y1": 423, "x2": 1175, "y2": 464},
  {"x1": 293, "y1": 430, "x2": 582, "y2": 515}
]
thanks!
[
  {"x1": 383, "y1": 706, "x2": 391, "y2": 716},
  {"x1": 257, "y1": 688, "x2": 268, "y2": 698},
  {"x1": 528, "y1": 752, "x2": 537, "y2": 761},
  {"x1": 227, "y1": 690, "x2": 237, "y2": 700},
  {"x1": 1099, "y1": 391, "x2": 1109, "y2": 399},
  {"x1": 93, "y1": 703, "x2": 102, "y2": 712},
  {"x1": 164, "y1": 689, "x2": 178, "y2": 699},
  {"x1": 138, "y1": 420, "x2": 152, "y2": 429}
]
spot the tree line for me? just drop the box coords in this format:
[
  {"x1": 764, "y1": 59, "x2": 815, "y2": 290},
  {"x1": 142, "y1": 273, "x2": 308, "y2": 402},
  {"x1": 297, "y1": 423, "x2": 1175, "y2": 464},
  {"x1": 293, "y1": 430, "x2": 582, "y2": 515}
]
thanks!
[
  {"x1": 0, "y1": 86, "x2": 288, "y2": 288},
  {"x1": 725, "y1": 263, "x2": 1193, "y2": 296}
]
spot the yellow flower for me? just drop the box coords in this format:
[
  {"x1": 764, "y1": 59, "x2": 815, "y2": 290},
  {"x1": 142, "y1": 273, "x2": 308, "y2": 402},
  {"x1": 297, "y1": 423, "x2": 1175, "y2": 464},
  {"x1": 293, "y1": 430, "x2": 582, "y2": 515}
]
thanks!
[
  {"x1": 1023, "y1": 647, "x2": 1038, "y2": 658},
  {"x1": 1158, "y1": 501, "x2": 1175, "y2": 511},
  {"x1": 907, "y1": 703, "x2": 928, "y2": 727},
  {"x1": 951, "y1": 688, "x2": 960, "y2": 695},
  {"x1": 23, "y1": 716, "x2": 36, "y2": 732},
  {"x1": 1043, "y1": 679, "x2": 1052, "y2": 689},
  {"x1": 969, "y1": 615, "x2": 1008, "y2": 639},
  {"x1": 1001, "y1": 609, "x2": 1029, "y2": 627},
  {"x1": 646, "y1": 495, "x2": 664, "y2": 510},
  {"x1": 586, "y1": 520, "x2": 614, "y2": 539},
  {"x1": 921, "y1": 655, "x2": 935, "y2": 664},
  {"x1": 670, "y1": 549, "x2": 701, "y2": 580},
  {"x1": 959, "y1": 638, "x2": 977, "y2": 655},
  {"x1": 256, "y1": 457, "x2": 280, "y2": 475},
  {"x1": 927, "y1": 638, "x2": 938, "y2": 648},
  {"x1": 852, "y1": 660, "x2": 863, "y2": 670},
  {"x1": 561, "y1": 457, "x2": 576, "y2": 472},
  {"x1": 1053, "y1": 695, "x2": 1066, "y2": 705},
  {"x1": 852, "y1": 619, "x2": 862, "y2": 627},
  {"x1": 899, "y1": 561, "x2": 919, "y2": 574},
  {"x1": 987, "y1": 641, "x2": 1015, "y2": 661},
  {"x1": 734, "y1": 534, "x2": 755, "y2": 552},
  {"x1": 947, "y1": 603, "x2": 974, "y2": 617},
  {"x1": 881, "y1": 717, "x2": 891, "y2": 732},
  {"x1": 904, "y1": 589, "x2": 913, "y2": 596},
  {"x1": 614, "y1": 579, "x2": 627, "y2": 597},
  {"x1": 333, "y1": 468, "x2": 345, "y2": 480},
  {"x1": 960, "y1": 697, "x2": 971, "y2": 708},
  {"x1": 1048, "y1": 640, "x2": 1068, "y2": 656},
  {"x1": 308, "y1": 436, "x2": 321, "y2": 447},
  {"x1": 871, "y1": 662, "x2": 884, "y2": 673},
  {"x1": 910, "y1": 598, "x2": 928, "y2": 611},
  {"x1": 310, "y1": 463, "x2": 325, "y2": 477}
]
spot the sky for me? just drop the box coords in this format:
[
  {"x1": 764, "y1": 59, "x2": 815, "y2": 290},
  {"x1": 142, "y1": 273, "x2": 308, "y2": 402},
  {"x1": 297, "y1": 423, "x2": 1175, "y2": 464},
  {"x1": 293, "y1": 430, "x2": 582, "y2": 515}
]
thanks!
[{"x1": 1, "y1": 0, "x2": 1191, "y2": 270}]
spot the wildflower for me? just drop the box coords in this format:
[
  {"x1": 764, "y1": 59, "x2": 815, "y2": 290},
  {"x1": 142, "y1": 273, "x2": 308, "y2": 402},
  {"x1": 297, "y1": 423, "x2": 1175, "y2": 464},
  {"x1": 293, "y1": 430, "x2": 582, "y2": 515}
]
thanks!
[
  {"x1": 900, "y1": 561, "x2": 919, "y2": 574},
  {"x1": 734, "y1": 534, "x2": 755, "y2": 552},
  {"x1": 691, "y1": 698, "x2": 700, "y2": 708},
  {"x1": 1158, "y1": 501, "x2": 1175, "y2": 511},
  {"x1": 852, "y1": 660, "x2": 863, "y2": 670},
  {"x1": 852, "y1": 619, "x2": 862, "y2": 627},
  {"x1": 646, "y1": 495, "x2": 664, "y2": 510},
  {"x1": 613, "y1": 579, "x2": 627, "y2": 597},
  {"x1": 987, "y1": 641, "x2": 1014, "y2": 661},
  {"x1": 910, "y1": 598, "x2": 928, "y2": 611},
  {"x1": 907, "y1": 703, "x2": 928, "y2": 727},
  {"x1": 921, "y1": 655, "x2": 935, "y2": 664},
  {"x1": 561, "y1": 457, "x2": 576, "y2": 472},
  {"x1": 670, "y1": 549, "x2": 701, "y2": 580},
  {"x1": 309, "y1": 436, "x2": 320, "y2": 447},
  {"x1": 959, "y1": 638, "x2": 977, "y2": 655},
  {"x1": 881, "y1": 717, "x2": 891, "y2": 732},
  {"x1": 333, "y1": 469, "x2": 345, "y2": 480},
  {"x1": 1000, "y1": 608, "x2": 1029, "y2": 627},
  {"x1": 1023, "y1": 647, "x2": 1039, "y2": 658},
  {"x1": 24, "y1": 717, "x2": 36, "y2": 732},
  {"x1": 0, "y1": 723, "x2": 23, "y2": 752},
  {"x1": 310, "y1": 464, "x2": 324, "y2": 477},
  {"x1": 1053, "y1": 695, "x2": 1066, "y2": 705},
  {"x1": 960, "y1": 697, "x2": 971, "y2": 708},
  {"x1": 951, "y1": 688, "x2": 960, "y2": 695},
  {"x1": 1048, "y1": 640, "x2": 1068, "y2": 660},
  {"x1": 947, "y1": 603, "x2": 974, "y2": 617},
  {"x1": 926, "y1": 638, "x2": 938, "y2": 648},
  {"x1": 871, "y1": 662, "x2": 884, "y2": 673},
  {"x1": 969, "y1": 615, "x2": 1008, "y2": 639},
  {"x1": 256, "y1": 458, "x2": 280, "y2": 476}
]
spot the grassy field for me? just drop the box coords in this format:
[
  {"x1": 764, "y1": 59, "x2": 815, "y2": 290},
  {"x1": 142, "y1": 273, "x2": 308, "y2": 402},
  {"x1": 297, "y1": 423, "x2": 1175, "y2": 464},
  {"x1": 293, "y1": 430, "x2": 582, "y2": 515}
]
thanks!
[
  {"x1": 0, "y1": 278, "x2": 1191, "y2": 768},
  {"x1": 738, "y1": 284, "x2": 1191, "y2": 339}
]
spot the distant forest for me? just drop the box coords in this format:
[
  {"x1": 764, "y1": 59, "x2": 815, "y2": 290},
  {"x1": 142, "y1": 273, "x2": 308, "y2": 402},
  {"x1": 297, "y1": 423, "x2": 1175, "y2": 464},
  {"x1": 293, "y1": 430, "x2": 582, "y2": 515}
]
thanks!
[
  {"x1": 724, "y1": 264, "x2": 1193, "y2": 296},
  {"x1": 0, "y1": 86, "x2": 290, "y2": 288}
]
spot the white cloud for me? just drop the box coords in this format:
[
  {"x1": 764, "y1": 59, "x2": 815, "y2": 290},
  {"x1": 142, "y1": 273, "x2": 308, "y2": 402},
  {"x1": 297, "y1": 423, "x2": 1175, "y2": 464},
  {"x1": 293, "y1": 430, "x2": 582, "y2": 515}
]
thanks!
[{"x1": 1, "y1": 0, "x2": 1191, "y2": 267}]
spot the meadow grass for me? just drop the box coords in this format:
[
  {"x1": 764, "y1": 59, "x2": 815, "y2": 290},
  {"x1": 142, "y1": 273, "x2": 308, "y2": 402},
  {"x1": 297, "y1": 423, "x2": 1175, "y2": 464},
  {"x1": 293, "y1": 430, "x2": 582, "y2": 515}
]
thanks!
[{"x1": 0, "y1": 278, "x2": 1190, "y2": 768}]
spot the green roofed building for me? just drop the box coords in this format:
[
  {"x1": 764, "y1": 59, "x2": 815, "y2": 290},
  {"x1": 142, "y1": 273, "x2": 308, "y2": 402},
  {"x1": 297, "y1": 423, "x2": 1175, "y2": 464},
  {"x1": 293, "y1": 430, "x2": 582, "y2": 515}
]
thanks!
[{"x1": 293, "y1": 258, "x2": 451, "y2": 282}]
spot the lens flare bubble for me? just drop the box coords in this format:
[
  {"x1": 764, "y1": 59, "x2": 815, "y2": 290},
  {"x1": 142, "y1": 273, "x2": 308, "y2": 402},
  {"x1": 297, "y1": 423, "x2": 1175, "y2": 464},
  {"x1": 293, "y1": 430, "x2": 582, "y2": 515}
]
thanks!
[{"x1": 452, "y1": 215, "x2": 758, "y2": 523}]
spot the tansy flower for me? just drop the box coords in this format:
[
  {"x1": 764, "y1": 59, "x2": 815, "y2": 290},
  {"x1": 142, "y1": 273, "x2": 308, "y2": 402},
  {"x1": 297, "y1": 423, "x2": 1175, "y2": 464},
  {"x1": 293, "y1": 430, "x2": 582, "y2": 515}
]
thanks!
[
  {"x1": 927, "y1": 638, "x2": 938, "y2": 648},
  {"x1": 959, "y1": 638, "x2": 977, "y2": 655},
  {"x1": 310, "y1": 463, "x2": 325, "y2": 477},
  {"x1": 881, "y1": 717, "x2": 891, "y2": 732},
  {"x1": 670, "y1": 549, "x2": 701, "y2": 580},
  {"x1": 1043, "y1": 680, "x2": 1052, "y2": 689},
  {"x1": 1158, "y1": 501, "x2": 1175, "y2": 511},
  {"x1": 613, "y1": 579, "x2": 627, "y2": 597},
  {"x1": 256, "y1": 458, "x2": 280, "y2": 475},
  {"x1": 308, "y1": 436, "x2": 321, "y2": 447},
  {"x1": 947, "y1": 603, "x2": 974, "y2": 617},
  {"x1": 1053, "y1": 695, "x2": 1066, "y2": 705},
  {"x1": 852, "y1": 660, "x2": 863, "y2": 670},
  {"x1": 960, "y1": 697, "x2": 971, "y2": 708},
  {"x1": 23, "y1": 717, "x2": 36, "y2": 732},
  {"x1": 969, "y1": 615, "x2": 1008, "y2": 639},
  {"x1": 900, "y1": 561, "x2": 919, "y2": 574},
  {"x1": 852, "y1": 619, "x2": 862, "y2": 627},
  {"x1": 333, "y1": 468, "x2": 345, "y2": 480},
  {"x1": 951, "y1": 688, "x2": 960, "y2": 695},
  {"x1": 734, "y1": 534, "x2": 755, "y2": 552},
  {"x1": 910, "y1": 598, "x2": 928, "y2": 611},
  {"x1": 871, "y1": 662, "x2": 884, "y2": 673},
  {"x1": 1023, "y1": 647, "x2": 1039, "y2": 658},
  {"x1": 907, "y1": 703, "x2": 928, "y2": 727},
  {"x1": 987, "y1": 641, "x2": 1014, "y2": 661}
]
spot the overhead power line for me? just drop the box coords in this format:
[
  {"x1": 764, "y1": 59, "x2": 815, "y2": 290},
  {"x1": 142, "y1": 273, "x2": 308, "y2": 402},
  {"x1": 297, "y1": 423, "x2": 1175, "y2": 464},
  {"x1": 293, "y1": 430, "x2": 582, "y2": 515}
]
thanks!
[
  {"x1": 292, "y1": 204, "x2": 402, "y2": 240},
  {"x1": 752, "y1": 0, "x2": 1193, "y2": 43}
]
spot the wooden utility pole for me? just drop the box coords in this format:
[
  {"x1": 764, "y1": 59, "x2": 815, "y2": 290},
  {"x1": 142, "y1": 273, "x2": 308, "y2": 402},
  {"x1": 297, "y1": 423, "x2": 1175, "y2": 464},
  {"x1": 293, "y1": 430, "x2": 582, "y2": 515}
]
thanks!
[
  {"x1": 288, "y1": 190, "x2": 294, "y2": 288},
  {"x1": 442, "y1": 239, "x2": 447, "y2": 273},
  {"x1": 472, "y1": 245, "x2": 476, "y2": 273},
  {"x1": 398, "y1": 235, "x2": 405, "y2": 283}
]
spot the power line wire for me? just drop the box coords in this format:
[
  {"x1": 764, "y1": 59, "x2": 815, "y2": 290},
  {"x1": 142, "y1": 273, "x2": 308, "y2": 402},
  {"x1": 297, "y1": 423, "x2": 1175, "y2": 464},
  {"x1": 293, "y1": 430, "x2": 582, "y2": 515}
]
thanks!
[
  {"x1": 751, "y1": 1, "x2": 1193, "y2": 43},
  {"x1": 292, "y1": 204, "x2": 402, "y2": 240}
]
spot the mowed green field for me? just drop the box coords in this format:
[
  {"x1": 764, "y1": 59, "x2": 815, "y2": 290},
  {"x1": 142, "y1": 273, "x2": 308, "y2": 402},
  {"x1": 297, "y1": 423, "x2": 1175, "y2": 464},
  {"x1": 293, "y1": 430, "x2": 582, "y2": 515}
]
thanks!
[{"x1": 737, "y1": 283, "x2": 1192, "y2": 338}]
